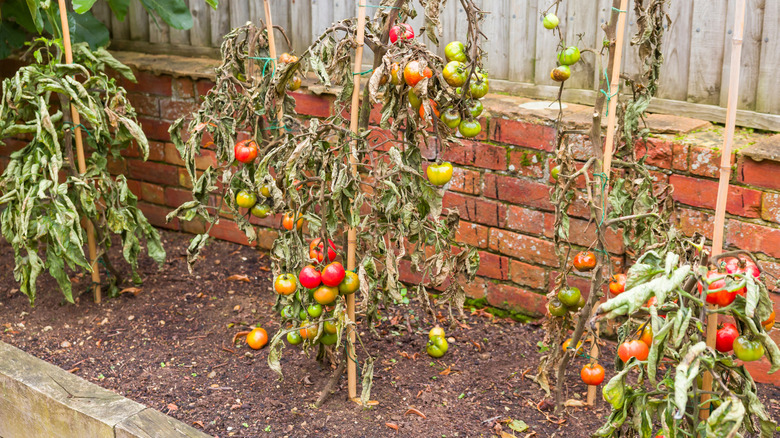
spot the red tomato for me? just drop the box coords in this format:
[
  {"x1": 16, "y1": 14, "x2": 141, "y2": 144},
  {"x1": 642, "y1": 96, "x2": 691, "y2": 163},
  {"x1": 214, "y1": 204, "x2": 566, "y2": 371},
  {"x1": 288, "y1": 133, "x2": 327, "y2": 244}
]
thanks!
[
  {"x1": 234, "y1": 139, "x2": 258, "y2": 163},
  {"x1": 617, "y1": 340, "x2": 649, "y2": 362},
  {"x1": 738, "y1": 256, "x2": 761, "y2": 279},
  {"x1": 609, "y1": 274, "x2": 627, "y2": 296},
  {"x1": 389, "y1": 23, "x2": 414, "y2": 43},
  {"x1": 697, "y1": 270, "x2": 735, "y2": 307},
  {"x1": 309, "y1": 238, "x2": 338, "y2": 263},
  {"x1": 715, "y1": 323, "x2": 739, "y2": 353},
  {"x1": 298, "y1": 265, "x2": 322, "y2": 289},
  {"x1": 321, "y1": 262, "x2": 346, "y2": 287}
]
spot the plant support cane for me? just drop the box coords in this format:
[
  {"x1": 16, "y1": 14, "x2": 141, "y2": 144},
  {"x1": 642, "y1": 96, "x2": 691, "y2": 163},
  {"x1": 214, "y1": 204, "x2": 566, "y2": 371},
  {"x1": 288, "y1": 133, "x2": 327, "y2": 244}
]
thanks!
[
  {"x1": 347, "y1": 3, "x2": 368, "y2": 403},
  {"x1": 587, "y1": 0, "x2": 629, "y2": 407},
  {"x1": 262, "y1": 0, "x2": 285, "y2": 128},
  {"x1": 700, "y1": 0, "x2": 746, "y2": 422},
  {"x1": 58, "y1": 0, "x2": 102, "y2": 303}
]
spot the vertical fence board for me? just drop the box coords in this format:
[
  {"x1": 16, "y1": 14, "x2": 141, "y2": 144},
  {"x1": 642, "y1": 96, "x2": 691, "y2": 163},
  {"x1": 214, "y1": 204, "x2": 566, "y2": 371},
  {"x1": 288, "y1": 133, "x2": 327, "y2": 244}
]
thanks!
[
  {"x1": 534, "y1": 0, "x2": 567, "y2": 86},
  {"x1": 687, "y1": 0, "x2": 727, "y2": 105},
  {"x1": 311, "y1": 0, "x2": 334, "y2": 43},
  {"x1": 507, "y1": 0, "x2": 535, "y2": 83},
  {"x1": 290, "y1": 0, "x2": 312, "y2": 54},
  {"x1": 111, "y1": 7, "x2": 130, "y2": 40},
  {"x1": 148, "y1": 11, "x2": 170, "y2": 44},
  {"x1": 564, "y1": 0, "x2": 598, "y2": 90},
  {"x1": 621, "y1": 5, "x2": 642, "y2": 83},
  {"x1": 592, "y1": 0, "x2": 612, "y2": 90},
  {"x1": 170, "y1": 0, "x2": 191, "y2": 45},
  {"x1": 128, "y1": 2, "x2": 149, "y2": 41},
  {"x1": 482, "y1": 0, "x2": 510, "y2": 79},
  {"x1": 439, "y1": 0, "x2": 459, "y2": 61},
  {"x1": 657, "y1": 0, "x2": 693, "y2": 100},
  {"x1": 230, "y1": 1, "x2": 249, "y2": 29},
  {"x1": 189, "y1": 0, "x2": 211, "y2": 46},
  {"x1": 210, "y1": 3, "x2": 231, "y2": 47},
  {"x1": 756, "y1": 0, "x2": 780, "y2": 114},
  {"x1": 91, "y1": 2, "x2": 111, "y2": 28},
  {"x1": 719, "y1": 0, "x2": 764, "y2": 111}
]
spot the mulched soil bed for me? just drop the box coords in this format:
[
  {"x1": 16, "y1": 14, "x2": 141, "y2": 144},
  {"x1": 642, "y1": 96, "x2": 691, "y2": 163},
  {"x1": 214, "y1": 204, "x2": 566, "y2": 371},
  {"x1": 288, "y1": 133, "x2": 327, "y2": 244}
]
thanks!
[{"x1": 1, "y1": 229, "x2": 778, "y2": 438}]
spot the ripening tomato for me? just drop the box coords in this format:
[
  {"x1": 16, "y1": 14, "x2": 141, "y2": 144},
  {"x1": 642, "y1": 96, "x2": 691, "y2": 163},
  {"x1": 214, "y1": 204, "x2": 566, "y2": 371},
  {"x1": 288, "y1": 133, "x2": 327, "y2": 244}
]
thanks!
[
  {"x1": 429, "y1": 326, "x2": 446, "y2": 340},
  {"x1": 562, "y1": 338, "x2": 583, "y2": 354},
  {"x1": 235, "y1": 190, "x2": 258, "y2": 209},
  {"x1": 543, "y1": 13, "x2": 559, "y2": 29},
  {"x1": 287, "y1": 75, "x2": 302, "y2": 91},
  {"x1": 458, "y1": 119, "x2": 482, "y2": 138},
  {"x1": 299, "y1": 265, "x2": 322, "y2": 289},
  {"x1": 639, "y1": 325, "x2": 653, "y2": 348},
  {"x1": 573, "y1": 251, "x2": 597, "y2": 272},
  {"x1": 445, "y1": 41, "x2": 467, "y2": 63},
  {"x1": 279, "y1": 52, "x2": 297, "y2": 64},
  {"x1": 389, "y1": 23, "x2": 414, "y2": 43},
  {"x1": 426, "y1": 336, "x2": 448, "y2": 358},
  {"x1": 618, "y1": 340, "x2": 649, "y2": 362},
  {"x1": 557, "y1": 46, "x2": 581, "y2": 66},
  {"x1": 419, "y1": 99, "x2": 440, "y2": 119},
  {"x1": 246, "y1": 327, "x2": 268, "y2": 349},
  {"x1": 551, "y1": 65, "x2": 571, "y2": 82},
  {"x1": 580, "y1": 363, "x2": 605, "y2": 386},
  {"x1": 309, "y1": 238, "x2": 338, "y2": 264},
  {"x1": 609, "y1": 273, "x2": 627, "y2": 296},
  {"x1": 557, "y1": 287, "x2": 581, "y2": 308},
  {"x1": 250, "y1": 203, "x2": 271, "y2": 218},
  {"x1": 468, "y1": 73, "x2": 489, "y2": 98},
  {"x1": 389, "y1": 63, "x2": 402, "y2": 85},
  {"x1": 426, "y1": 162, "x2": 454, "y2": 186},
  {"x1": 323, "y1": 320, "x2": 338, "y2": 335},
  {"x1": 338, "y1": 270, "x2": 360, "y2": 295},
  {"x1": 440, "y1": 107, "x2": 461, "y2": 129},
  {"x1": 313, "y1": 285, "x2": 339, "y2": 305},
  {"x1": 234, "y1": 139, "x2": 258, "y2": 163},
  {"x1": 403, "y1": 61, "x2": 431, "y2": 87},
  {"x1": 300, "y1": 320, "x2": 318, "y2": 340},
  {"x1": 259, "y1": 184, "x2": 272, "y2": 197},
  {"x1": 733, "y1": 336, "x2": 764, "y2": 362},
  {"x1": 739, "y1": 257, "x2": 761, "y2": 278},
  {"x1": 274, "y1": 273, "x2": 297, "y2": 295},
  {"x1": 321, "y1": 262, "x2": 346, "y2": 287},
  {"x1": 408, "y1": 89, "x2": 422, "y2": 109},
  {"x1": 547, "y1": 298, "x2": 568, "y2": 317},
  {"x1": 443, "y1": 61, "x2": 467, "y2": 87},
  {"x1": 698, "y1": 270, "x2": 735, "y2": 307},
  {"x1": 467, "y1": 99, "x2": 483, "y2": 117},
  {"x1": 763, "y1": 310, "x2": 775, "y2": 331},
  {"x1": 282, "y1": 212, "x2": 304, "y2": 231},
  {"x1": 715, "y1": 323, "x2": 739, "y2": 353},
  {"x1": 287, "y1": 330, "x2": 303, "y2": 345}
]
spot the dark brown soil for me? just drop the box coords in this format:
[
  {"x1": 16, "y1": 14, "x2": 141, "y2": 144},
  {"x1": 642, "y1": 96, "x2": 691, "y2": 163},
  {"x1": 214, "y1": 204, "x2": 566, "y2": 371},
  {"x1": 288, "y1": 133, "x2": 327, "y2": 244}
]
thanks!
[{"x1": 1, "y1": 230, "x2": 778, "y2": 438}]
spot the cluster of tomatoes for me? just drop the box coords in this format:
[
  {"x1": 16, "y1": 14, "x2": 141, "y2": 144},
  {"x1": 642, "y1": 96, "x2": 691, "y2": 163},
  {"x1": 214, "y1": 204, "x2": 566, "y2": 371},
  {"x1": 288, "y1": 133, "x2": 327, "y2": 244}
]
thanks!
[
  {"x1": 232, "y1": 139, "x2": 277, "y2": 219},
  {"x1": 542, "y1": 13, "x2": 581, "y2": 83},
  {"x1": 426, "y1": 326, "x2": 449, "y2": 358},
  {"x1": 273, "y1": 238, "x2": 360, "y2": 346}
]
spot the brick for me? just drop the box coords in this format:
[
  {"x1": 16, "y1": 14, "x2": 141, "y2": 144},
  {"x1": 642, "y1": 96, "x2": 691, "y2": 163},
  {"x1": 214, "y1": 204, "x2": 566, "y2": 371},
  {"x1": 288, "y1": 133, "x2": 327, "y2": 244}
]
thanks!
[
  {"x1": 292, "y1": 92, "x2": 332, "y2": 118},
  {"x1": 449, "y1": 167, "x2": 480, "y2": 195},
  {"x1": 120, "y1": 70, "x2": 172, "y2": 96},
  {"x1": 160, "y1": 99, "x2": 199, "y2": 121},
  {"x1": 140, "y1": 182, "x2": 165, "y2": 205},
  {"x1": 488, "y1": 228, "x2": 558, "y2": 267},
  {"x1": 106, "y1": 156, "x2": 127, "y2": 175},
  {"x1": 761, "y1": 192, "x2": 780, "y2": 224},
  {"x1": 178, "y1": 168, "x2": 193, "y2": 189},
  {"x1": 635, "y1": 137, "x2": 672, "y2": 169},
  {"x1": 508, "y1": 260, "x2": 546, "y2": 289},
  {"x1": 164, "y1": 187, "x2": 192, "y2": 207},
  {"x1": 256, "y1": 227, "x2": 279, "y2": 250},
  {"x1": 173, "y1": 77, "x2": 195, "y2": 99},
  {"x1": 670, "y1": 174, "x2": 761, "y2": 218},
  {"x1": 504, "y1": 205, "x2": 550, "y2": 236},
  {"x1": 399, "y1": 259, "x2": 424, "y2": 285},
  {"x1": 672, "y1": 142, "x2": 689, "y2": 171},
  {"x1": 648, "y1": 169, "x2": 670, "y2": 185},
  {"x1": 180, "y1": 217, "x2": 208, "y2": 235},
  {"x1": 726, "y1": 221, "x2": 780, "y2": 259},
  {"x1": 138, "y1": 202, "x2": 179, "y2": 230},
  {"x1": 195, "y1": 79, "x2": 215, "y2": 98},
  {"x1": 207, "y1": 220, "x2": 254, "y2": 246},
  {"x1": 485, "y1": 282, "x2": 547, "y2": 316},
  {"x1": 483, "y1": 173, "x2": 552, "y2": 211},
  {"x1": 163, "y1": 142, "x2": 216, "y2": 169},
  {"x1": 476, "y1": 252, "x2": 509, "y2": 280},
  {"x1": 489, "y1": 118, "x2": 555, "y2": 152},
  {"x1": 127, "y1": 160, "x2": 181, "y2": 186},
  {"x1": 689, "y1": 145, "x2": 725, "y2": 178},
  {"x1": 455, "y1": 221, "x2": 489, "y2": 248},
  {"x1": 738, "y1": 156, "x2": 780, "y2": 191},
  {"x1": 566, "y1": 217, "x2": 625, "y2": 254},
  {"x1": 472, "y1": 142, "x2": 507, "y2": 170},
  {"x1": 120, "y1": 141, "x2": 142, "y2": 159},
  {"x1": 0, "y1": 138, "x2": 26, "y2": 155},
  {"x1": 565, "y1": 134, "x2": 594, "y2": 161},
  {"x1": 461, "y1": 274, "x2": 487, "y2": 299},
  {"x1": 442, "y1": 192, "x2": 507, "y2": 227},
  {"x1": 137, "y1": 117, "x2": 171, "y2": 142},
  {"x1": 147, "y1": 141, "x2": 166, "y2": 162},
  {"x1": 126, "y1": 179, "x2": 142, "y2": 199},
  {"x1": 127, "y1": 93, "x2": 159, "y2": 118},
  {"x1": 549, "y1": 271, "x2": 594, "y2": 296},
  {"x1": 508, "y1": 149, "x2": 545, "y2": 178},
  {"x1": 441, "y1": 141, "x2": 475, "y2": 167},
  {"x1": 673, "y1": 208, "x2": 714, "y2": 240}
]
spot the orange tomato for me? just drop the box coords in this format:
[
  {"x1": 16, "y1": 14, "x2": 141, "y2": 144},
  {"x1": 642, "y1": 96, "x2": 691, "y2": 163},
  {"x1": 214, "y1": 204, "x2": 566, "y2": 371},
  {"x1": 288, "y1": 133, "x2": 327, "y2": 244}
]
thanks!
[
  {"x1": 418, "y1": 99, "x2": 440, "y2": 119},
  {"x1": 639, "y1": 325, "x2": 653, "y2": 348},
  {"x1": 763, "y1": 310, "x2": 775, "y2": 331},
  {"x1": 246, "y1": 327, "x2": 268, "y2": 349},
  {"x1": 403, "y1": 61, "x2": 430, "y2": 87},
  {"x1": 282, "y1": 212, "x2": 304, "y2": 231},
  {"x1": 274, "y1": 273, "x2": 297, "y2": 295},
  {"x1": 389, "y1": 63, "x2": 401, "y2": 85},
  {"x1": 313, "y1": 285, "x2": 339, "y2": 305},
  {"x1": 300, "y1": 321, "x2": 318, "y2": 340},
  {"x1": 609, "y1": 273, "x2": 627, "y2": 296},
  {"x1": 580, "y1": 363, "x2": 605, "y2": 386}
]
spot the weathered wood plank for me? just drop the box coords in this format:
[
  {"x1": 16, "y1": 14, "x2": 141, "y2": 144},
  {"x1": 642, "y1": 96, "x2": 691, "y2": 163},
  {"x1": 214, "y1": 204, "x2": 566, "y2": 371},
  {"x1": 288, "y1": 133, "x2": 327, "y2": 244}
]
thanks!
[
  {"x1": 719, "y1": 0, "x2": 765, "y2": 111},
  {"x1": 755, "y1": 0, "x2": 780, "y2": 114},
  {"x1": 311, "y1": 0, "x2": 334, "y2": 43},
  {"x1": 592, "y1": 0, "x2": 613, "y2": 90},
  {"x1": 209, "y1": 2, "x2": 230, "y2": 47},
  {"x1": 290, "y1": 0, "x2": 312, "y2": 54},
  {"x1": 169, "y1": 0, "x2": 191, "y2": 45},
  {"x1": 128, "y1": 2, "x2": 150, "y2": 41},
  {"x1": 534, "y1": 0, "x2": 567, "y2": 86},
  {"x1": 110, "y1": 4, "x2": 130, "y2": 40},
  {"x1": 90, "y1": 1, "x2": 111, "y2": 27},
  {"x1": 564, "y1": 0, "x2": 598, "y2": 90},
  {"x1": 188, "y1": 0, "x2": 211, "y2": 47},
  {"x1": 148, "y1": 9, "x2": 170, "y2": 44},
  {"x1": 506, "y1": 0, "x2": 535, "y2": 82},
  {"x1": 657, "y1": 0, "x2": 693, "y2": 100},
  {"x1": 482, "y1": 0, "x2": 510, "y2": 79},
  {"x1": 116, "y1": 408, "x2": 211, "y2": 438},
  {"x1": 229, "y1": 0, "x2": 249, "y2": 30},
  {"x1": 687, "y1": 0, "x2": 728, "y2": 105}
]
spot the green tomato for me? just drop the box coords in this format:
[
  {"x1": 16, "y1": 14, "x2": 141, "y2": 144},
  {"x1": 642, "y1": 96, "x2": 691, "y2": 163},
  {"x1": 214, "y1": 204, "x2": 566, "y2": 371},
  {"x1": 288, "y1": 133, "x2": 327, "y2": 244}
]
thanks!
[
  {"x1": 307, "y1": 303, "x2": 323, "y2": 318},
  {"x1": 575, "y1": 292, "x2": 586, "y2": 310},
  {"x1": 440, "y1": 107, "x2": 462, "y2": 129},
  {"x1": 467, "y1": 100, "x2": 483, "y2": 118},
  {"x1": 543, "y1": 13, "x2": 559, "y2": 29},
  {"x1": 281, "y1": 305, "x2": 294, "y2": 319},
  {"x1": 426, "y1": 336, "x2": 449, "y2": 358},
  {"x1": 458, "y1": 119, "x2": 482, "y2": 138},
  {"x1": 324, "y1": 320, "x2": 338, "y2": 335},
  {"x1": 443, "y1": 61, "x2": 467, "y2": 87},
  {"x1": 408, "y1": 89, "x2": 422, "y2": 109},
  {"x1": 286, "y1": 331, "x2": 303, "y2": 345},
  {"x1": 445, "y1": 41, "x2": 467, "y2": 63},
  {"x1": 426, "y1": 162, "x2": 454, "y2": 186},
  {"x1": 319, "y1": 332, "x2": 338, "y2": 345},
  {"x1": 468, "y1": 74, "x2": 489, "y2": 99},
  {"x1": 299, "y1": 310, "x2": 308, "y2": 320},
  {"x1": 551, "y1": 165, "x2": 561, "y2": 180},
  {"x1": 732, "y1": 336, "x2": 764, "y2": 362},
  {"x1": 250, "y1": 203, "x2": 271, "y2": 218},
  {"x1": 547, "y1": 298, "x2": 568, "y2": 317},
  {"x1": 551, "y1": 65, "x2": 571, "y2": 82},
  {"x1": 557, "y1": 287, "x2": 582, "y2": 308},
  {"x1": 557, "y1": 46, "x2": 581, "y2": 66},
  {"x1": 235, "y1": 190, "x2": 257, "y2": 209}
]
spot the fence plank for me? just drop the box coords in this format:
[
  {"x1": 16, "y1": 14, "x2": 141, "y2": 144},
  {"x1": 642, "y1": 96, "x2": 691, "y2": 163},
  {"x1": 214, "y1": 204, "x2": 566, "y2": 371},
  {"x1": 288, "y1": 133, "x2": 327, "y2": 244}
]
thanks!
[
  {"x1": 91, "y1": 1, "x2": 111, "y2": 27},
  {"x1": 564, "y1": 0, "x2": 598, "y2": 90},
  {"x1": 311, "y1": 0, "x2": 334, "y2": 43},
  {"x1": 719, "y1": 0, "x2": 764, "y2": 111},
  {"x1": 482, "y1": 0, "x2": 510, "y2": 79},
  {"x1": 170, "y1": 0, "x2": 191, "y2": 45},
  {"x1": 621, "y1": 4, "x2": 642, "y2": 83},
  {"x1": 110, "y1": 6, "x2": 130, "y2": 40},
  {"x1": 210, "y1": 3, "x2": 231, "y2": 47},
  {"x1": 148, "y1": 10, "x2": 170, "y2": 44},
  {"x1": 657, "y1": 0, "x2": 693, "y2": 100},
  {"x1": 290, "y1": 0, "x2": 312, "y2": 54},
  {"x1": 507, "y1": 0, "x2": 536, "y2": 82},
  {"x1": 189, "y1": 0, "x2": 211, "y2": 47},
  {"x1": 687, "y1": 0, "x2": 727, "y2": 105},
  {"x1": 592, "y1": 0, "x2": 612, "y2": 90},
  {"x1": 756, "y1": 0, "x2": 780, "y2": 114},
  {"x1": 534, "y1": 0, "x2": 567, "y2": 86},
  {"x1": 230, "y1": 1, "x2": 249, "y2": 30}
]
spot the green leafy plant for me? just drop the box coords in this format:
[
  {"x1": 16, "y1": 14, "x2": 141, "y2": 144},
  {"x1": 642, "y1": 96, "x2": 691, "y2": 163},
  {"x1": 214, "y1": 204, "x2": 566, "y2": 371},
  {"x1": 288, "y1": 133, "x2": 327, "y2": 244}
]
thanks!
[{"x1": 0, "y1": 38, "x2": 165, "y2": 303}]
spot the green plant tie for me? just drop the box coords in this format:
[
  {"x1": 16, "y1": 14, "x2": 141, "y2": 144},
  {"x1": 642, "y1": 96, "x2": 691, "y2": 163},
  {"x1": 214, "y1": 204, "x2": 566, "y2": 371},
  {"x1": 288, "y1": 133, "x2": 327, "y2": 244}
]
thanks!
[
  {"x1": 247, "y1": 56, "x2": 276, "y2": 77},
  {"x1": 358, "y1": 4, "x2": 401, "y2": 9},
  {"x1": 62, "y1": 121, "x2": 93, "y2": 138},
  {"x1": 611, "y1": 7, "x2": 627, "y2": 13},
  {"x1": 599, "y1": 68, "x2": 618, "y2": 116},
  {"x1": 262, "y1": 124, "x2": 292, "y2": 132},
  {"x1": 353, "y1": 68, "x2": 374, "y2": 76},
  {"x1": 594, "y1": 172, "x2": 609, "y2": 227}
]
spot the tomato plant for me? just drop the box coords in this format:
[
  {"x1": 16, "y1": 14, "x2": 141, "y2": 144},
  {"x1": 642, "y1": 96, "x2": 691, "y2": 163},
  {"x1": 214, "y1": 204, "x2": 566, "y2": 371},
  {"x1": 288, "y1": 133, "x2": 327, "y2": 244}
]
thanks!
[{"x1": 0, "y1": 38, "x2": 165, "y2": 303}]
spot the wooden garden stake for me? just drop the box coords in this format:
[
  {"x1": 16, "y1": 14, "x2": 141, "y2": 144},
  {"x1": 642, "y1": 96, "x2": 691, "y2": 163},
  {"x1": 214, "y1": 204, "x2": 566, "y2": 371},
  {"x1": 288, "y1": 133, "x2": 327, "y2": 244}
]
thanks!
[
  {"x1": 57, "y1": 0, "x2": 101, "y2": 303},
  {"x1": 346, "y1": 3, "x2": 368, "y2": 403},
  {"x1": 700, "y1": 0, "x2": 746, "y2": 421},
  {"x1": 587, "y1": 0, "x2": 629, "y2": 406},
  {"x1": 262, "y1": 0, "x2": 286, "y2": 127}
]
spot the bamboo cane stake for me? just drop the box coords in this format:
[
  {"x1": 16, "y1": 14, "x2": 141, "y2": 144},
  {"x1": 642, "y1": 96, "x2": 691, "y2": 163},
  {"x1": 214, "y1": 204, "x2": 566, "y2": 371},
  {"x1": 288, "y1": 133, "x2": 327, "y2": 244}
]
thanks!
[
  {"x1": 587, "y1": 0, "x2": 629, "y2": 406},
  {"x1": 346, "y1": 3, "x2": 368, "y2": 403},
  {"x1": 262, "y1": 0, "x2": 285, "y2": 127},
  {"x1": 700, "y1": 0, "x2": 746, "y2": 421},
  {"x1": 58, "y1": 0, "x2": 101, "y2": 303}
]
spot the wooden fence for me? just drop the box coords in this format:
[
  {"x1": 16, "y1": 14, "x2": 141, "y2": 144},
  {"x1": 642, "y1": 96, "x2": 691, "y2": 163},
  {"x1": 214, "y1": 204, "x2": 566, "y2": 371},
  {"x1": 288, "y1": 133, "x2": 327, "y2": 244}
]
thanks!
[{"x1": 91, "y1": 0, "x2": 780, "y2": 131}]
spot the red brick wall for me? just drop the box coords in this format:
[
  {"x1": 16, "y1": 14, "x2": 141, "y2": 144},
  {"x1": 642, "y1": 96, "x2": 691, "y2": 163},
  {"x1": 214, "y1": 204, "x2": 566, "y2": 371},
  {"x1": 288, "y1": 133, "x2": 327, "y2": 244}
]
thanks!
[{"x1": 1, "y1": 59, "x2": 779, "y2": 384}]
